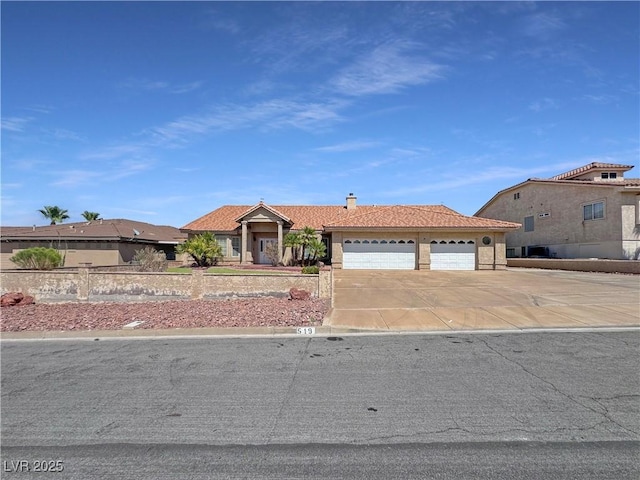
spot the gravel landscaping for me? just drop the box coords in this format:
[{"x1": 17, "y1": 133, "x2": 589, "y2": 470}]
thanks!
[{"x1": 0, "y1": 298, "x2": 330, "y2": 332}]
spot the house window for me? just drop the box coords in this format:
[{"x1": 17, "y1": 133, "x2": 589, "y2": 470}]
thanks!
[
  {"x1": 601, "y1": 172, "x2": 617, "y2": 179},
  {"x1": 216, "y1": 236, "x2": 228, "y2": 257},
  {"x1": 524, "y1": 216, "x2": 534, "y2": 232},
  {"x1": 231, "y1": 237, "x2": 240, "y2": 257},
  {"x1": 514, "y1": 192, "x2": 520, "y2": 200},
  {"x1": 583, "y1": 201, "x2": 604, "y2": 221}
]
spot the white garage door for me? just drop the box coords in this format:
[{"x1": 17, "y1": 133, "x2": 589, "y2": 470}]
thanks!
[
  {"x1": 343, "y1": 239, "x2": 416, "y2": 270},
  {"x1": 430, "y1": 241, "x2": 476, "y2": 271}
]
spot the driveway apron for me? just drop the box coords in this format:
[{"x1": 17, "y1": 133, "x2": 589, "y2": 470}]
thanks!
[{"x1": 325, "y1": 269, "x2": 640, "y2": 331}]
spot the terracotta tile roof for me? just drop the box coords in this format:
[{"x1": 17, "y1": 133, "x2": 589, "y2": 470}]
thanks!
[
  {"x1": 551, "y1": 162, "x2": 634, "y2": 180},
  {"x1": 1, "y1": 219, "x2": 186, "y2": 243},
  {"x1": 182, "y1": 204, "x2": 520, "y2": 232},
  {"x1": 323, "y1": 205, "x2": 520, "y2": 229},
  {"x1": 183, "y1": 205, "x2": 346, "y2": 231}
]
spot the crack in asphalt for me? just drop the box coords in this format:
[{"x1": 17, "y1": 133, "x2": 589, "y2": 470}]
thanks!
[
  {"x1": 266, "y1": 338, "x2": 311, "y2": 444},
  {"x1": 476, "y1": 337, "x2": 639, "y2": 437}
]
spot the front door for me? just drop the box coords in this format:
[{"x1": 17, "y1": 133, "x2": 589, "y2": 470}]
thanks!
[{"x1": 258, "y1": 238, "x2": 277, "y2": 264}]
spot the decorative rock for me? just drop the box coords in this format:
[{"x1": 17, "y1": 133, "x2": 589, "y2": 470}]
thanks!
[
  {"x1": 289, "y1": 288, "x2": 311, "y2": 300},
  {"x1": 20, "y1": 295, "x2": 35, "y2": 306},
  {"x1": 1, "y1": 292, "x2": 34, "y2": 307}
]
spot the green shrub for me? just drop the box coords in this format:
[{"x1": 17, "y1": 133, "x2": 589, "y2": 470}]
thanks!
[
  {"x1": 301, "y1": 266, "x2": 320, "y2": 274},
  {"x1": 10, "y1": 247, "x2": 63, "y2": 270},
  {"x1": 133, "y1": 246, "x2": 168, "y2": 272},
  {"x1": 175, "y1": 232, "x2": 222, "y2": 267}
]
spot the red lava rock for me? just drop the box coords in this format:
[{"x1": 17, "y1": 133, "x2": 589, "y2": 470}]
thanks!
[
  {"x1": 0, "y1": 297, "x2": 330, "y2": 332},
  {"x1": 19, "y1": 295, "x2": 35, "y2": 306},
  {"x1": 1, "y1": 292, "x2": 25, "y2": 307},
  {"x1": 289, "y1": 288, "x2": 311, "y2": 300}
]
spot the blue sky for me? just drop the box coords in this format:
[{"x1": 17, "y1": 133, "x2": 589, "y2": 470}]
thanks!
[{"x1": 2, "y1": 1, "x2": 638, "y2": 228}]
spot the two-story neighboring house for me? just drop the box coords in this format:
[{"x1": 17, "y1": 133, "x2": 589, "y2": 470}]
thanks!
[{"x1": 475, "y1": 163, "x2": 640, "y2": 260}]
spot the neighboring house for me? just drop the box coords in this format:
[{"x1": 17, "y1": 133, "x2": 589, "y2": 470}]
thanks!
[
  {"x1": 1, "y1": 219, "x2": 187, "y2": 269},
  {"x1": 475, "y1": 163, "x2": 640, "y2": 260},
  {"x1": 181, "y1": 194, "x2": 520, "y2": 270}
]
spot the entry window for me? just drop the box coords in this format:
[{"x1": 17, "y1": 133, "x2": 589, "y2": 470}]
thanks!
[
  {"x1": 524, "y1": 216, "x2": 534, "y2": 232},
  {"x1": 231, "y1": 237, "x2": 240, "y2": 257},
  {"x1": 583, "y1": 201, "x2": 604, "y2": 221}
]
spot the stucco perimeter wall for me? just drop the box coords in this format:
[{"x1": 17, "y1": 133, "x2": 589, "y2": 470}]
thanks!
[
  {"x1": 1, "y1": 268, "x2": 331, "y2": 302},
  {"x1": 507, "y1": 258, "x2": 640, "y2": 274},
  {"x1": 0, "y1": 271, "x2": 80, "y2": 302}
]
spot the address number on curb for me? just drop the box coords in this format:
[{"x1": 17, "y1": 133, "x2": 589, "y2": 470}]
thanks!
[{"x1": 296, "y1": 327, "x2": 316, "y2": 335}]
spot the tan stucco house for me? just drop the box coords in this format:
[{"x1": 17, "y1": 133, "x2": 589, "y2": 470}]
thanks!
[
  {"x1": 1, "y1": 219, "x2": 186, "y2": 269},
  {"x1": 181, "y1": 195, "x2": 520, "y2": 270},
  {"x1": 476, "y1": 163, "x2": 640, "y2": 260}
]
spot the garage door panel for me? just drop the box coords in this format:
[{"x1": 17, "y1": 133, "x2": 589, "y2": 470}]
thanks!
[
  {"x1": 343, "y1": 240, "x2": 415, "y2": 270},
  {"x1": 431, "y1": 242, "x2": 476, "y2": 271}
]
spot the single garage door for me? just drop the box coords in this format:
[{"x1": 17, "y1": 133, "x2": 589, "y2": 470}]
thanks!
[
  {"x1": 343, "y1": 239, "x2": 416, "y2": 270},
  {"x1": 430, "y1": 241, "x2": 476, "y2": 271}
]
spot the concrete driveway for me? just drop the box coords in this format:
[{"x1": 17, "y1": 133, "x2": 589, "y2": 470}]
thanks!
[{"x1": 325, "y1": 269, "x2": 640, "y2": 331}]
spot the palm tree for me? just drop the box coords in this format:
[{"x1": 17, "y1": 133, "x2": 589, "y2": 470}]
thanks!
[
  {"x1": 283, "y1": 232, "x2": 302, "y2": 265},
  {"x1": 175, "y1": 232, "x2": 223, "y2": 267},
  {"x1": 299, "y1": 226, "x2": 317, "y2": 266},
  {"x1": 38, "y1": 206, "x2": 70, "y2": 225},
  {"x1": 82, "y1": 211, "x2": 101, "y2": 221},
  {"x1": 307, "y1": 237, "x2": 327, "y2": 264}
]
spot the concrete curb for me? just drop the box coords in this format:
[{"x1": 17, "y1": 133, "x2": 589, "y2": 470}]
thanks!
[
  {"x1": 0, "y1": 325, "x2": 375, "y2": 341},
  {"x1": 2, "y1": 325, "x2": 638, "y2": 341}
]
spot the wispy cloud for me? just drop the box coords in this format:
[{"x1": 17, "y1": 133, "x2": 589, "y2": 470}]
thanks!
[
  {"x1": 381, "y1": 161, "x2": 580, "y2": 198},
  {"x1": 330, "y1": 42, "x2": 444, "y2": 97},
  {"x1": 107, "y1": 160, "x2": 154, "y2": 181},
  {"x1": 520, "y1": 12, "x2": 566, "y2": 39},
  {"x1": 314, "y1": 140, "x2": 382, "y2": 153},
  {"x1": 582, "y1": 94, "x2": 618, "y2": 105},
  {"x1": 201, "y1": 9, "x2": 241, "y2": 34},
  {"x1": 79, "y1": 144, "x2": 144, "y2": 161},
  {"x1": 144, "y1": 98, "x2": 348, "y2": 146},
  {"x1": 1, "y1": 116, "x2": 33, "y2": 132},
  {"x1": 119, "y1": 78, "x2": 204, "y2": 94},
  {"x1": 50, "y1": 160, "x2": 154, "y2": 188},
  {"x1": 50, "y1": 170, "x2": 102, "y2": 187},
  {"x1": 44, "y1": 128, "x2": 85, "y2": 142},
  {"x1": 529, "y1": 97, "x2": 558, "y2": 112}
]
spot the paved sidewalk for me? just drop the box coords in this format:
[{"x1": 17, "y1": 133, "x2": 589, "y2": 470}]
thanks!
[{"x1": 325, "y1": 268, "x2": 640, "y2": 331}]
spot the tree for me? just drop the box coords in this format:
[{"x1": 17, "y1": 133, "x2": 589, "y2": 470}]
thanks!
[
  {"x1": 82, "y1": 211, "x2": 101, "y2": 221},
  {"x1": 283, "y1": 232, "x2": 302, "y2": 265},
  {"x1": 299, "y1": 226, "x2": 317, "y2": 266},
  {"x1": 175, "y1": 232, "x2": 222, "y2": 267},
  {"x1": 307, "y1": 237, "x2": 327, "y2": 264},
  {"x1": 38, "y1": 206, "x2": 69, "y2": 225}
]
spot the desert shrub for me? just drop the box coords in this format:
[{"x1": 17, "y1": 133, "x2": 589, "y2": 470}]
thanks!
[
  {"x1": 264, "y1": 242, "x2": 281, "y2": 266},
  {"x1": 133, "y1": 246, "x2": 168, "y2": 272},
  {"x1": 10, "y1": 247, "x2": 63, "y2": 270},
  {"x1": 301, "y1": 266, "x2": 320, "y2": 274}
]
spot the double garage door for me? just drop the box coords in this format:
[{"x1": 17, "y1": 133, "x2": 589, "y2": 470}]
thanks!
[
  {"x1": 343, "y1": 238, "x2": 476, "y2": 270},
  {"x1": 343, "y1": 239, "x2": 415, "y2": 270}
]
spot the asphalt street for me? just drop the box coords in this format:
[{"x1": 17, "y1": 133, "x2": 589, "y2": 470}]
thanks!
[{"x1": 2, "y1": 331, "x2": 639, "y2": 479}]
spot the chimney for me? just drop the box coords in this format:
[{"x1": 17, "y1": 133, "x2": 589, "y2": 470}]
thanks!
[{"x1": 346, "y1": 193, "x2": 357, "y2": 210}]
